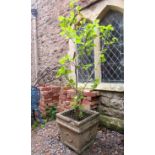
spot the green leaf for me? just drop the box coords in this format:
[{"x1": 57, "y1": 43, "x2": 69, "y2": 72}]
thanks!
[
  {"x1": 70, "y1": 11, "x2": 75, "y2": 20},
  {"x1": 41, "y1": 124, "x2": 45, "y2": 128},
  {"x1": 79, "y1": 110, "x2": 84, "y2": 118},
  {"x1": 56, "y1": 66, "x2": 72, "y2": 78},
  {"x1": 32, "y1": 121, "x2": 39, "y2": 129},
  {"x1": 91, "y1": 79, "x2": 100, "y2": 89},
  {"x1": 67, "y1": 78, "x2": 75, "y2": 87},
  {"x1": 59, "y1": 54, "x2": 72, "y2": 65},
  {"x1": 107, "y1": 24, "x2": 114, "y2": 31},
  {"x1": 112, "y1": 37, "x2": 118, "y2": 43},
  {"x1": 58, "y1": 16, "x2": 64, "y2": 21},
  {"x1": 76, "y1": 6, "x2": 81, "y2": 12},
  {"x1": 101, "y1": 48, "x2": 107, "y2": 53},
  {"x1": 69, "y1": 0, "x2": 78, "y2": 9},
  {"x1": 81, "y1": 64, "x2": 93, "y2": 70},
  {"x1": 69, "y1": 1, "x2": 74, "y2": 9},
  {"x1": 100, "y1": 54, "x2": 106, "y2": 63}
]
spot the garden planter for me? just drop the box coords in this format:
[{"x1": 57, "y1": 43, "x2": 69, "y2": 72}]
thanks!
[{"x1": 56, "y1": 109, "x2": 99, "y2": 154}]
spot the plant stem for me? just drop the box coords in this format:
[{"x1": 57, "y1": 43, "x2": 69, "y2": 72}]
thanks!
[
  {"x1": 74, "y1": 52, "x2": 78, "y2": 94},
  {"x1": 81, "y1": 68, "x2": 94, "y2": 92}
]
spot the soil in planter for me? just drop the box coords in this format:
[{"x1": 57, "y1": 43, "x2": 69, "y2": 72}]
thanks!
[{"x1": 63, "y1": 109, "x2": 92, "y2": 121}]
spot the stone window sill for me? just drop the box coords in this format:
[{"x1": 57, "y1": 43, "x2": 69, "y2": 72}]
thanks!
[{"x1": 78, "y1": 83, "x2": 124, "y2": 92}]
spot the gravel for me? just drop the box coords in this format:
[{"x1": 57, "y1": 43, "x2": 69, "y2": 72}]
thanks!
[{"x1": 32, "y1": 121, "x2": 124, "y2": 155}]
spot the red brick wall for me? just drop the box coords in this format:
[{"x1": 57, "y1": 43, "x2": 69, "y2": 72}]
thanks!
[
  {"x1": 38, "y1": 84, "x2": 100, "y2": 116},
  {"x1": 58, "y1": 88, "x2": 100, "y2": 112},
  {"x1": 38, "y1": 85, "x2": 61, "y2": 116}
]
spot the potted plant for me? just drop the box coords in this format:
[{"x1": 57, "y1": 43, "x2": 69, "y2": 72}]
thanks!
[{"x1": 56, "y1": 0, "x2": 116, "y2": 154}]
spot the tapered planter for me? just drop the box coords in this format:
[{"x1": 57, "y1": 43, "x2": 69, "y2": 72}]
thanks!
[{"x1": 56, "y1": 109, "x2": 99, "y2": 154}]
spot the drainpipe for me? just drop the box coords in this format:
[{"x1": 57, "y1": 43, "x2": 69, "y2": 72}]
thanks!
[{"x1": 31, "y1": 8, "x2": 38, "y2": 81}]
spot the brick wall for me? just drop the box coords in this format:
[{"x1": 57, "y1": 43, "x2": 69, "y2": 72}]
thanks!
[
  {"x1": 58, "y1": 88, "x2": 100, "y2": 112},
  {"x1": 38, "y1": 85, "x2": 61, "y2": 116},
  {"x1": 38, "y1": 84, "x2": 100, "y2": 116}
]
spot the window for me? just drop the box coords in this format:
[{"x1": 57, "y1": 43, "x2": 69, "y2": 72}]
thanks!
[
  {"x1": 69, "y1": 2, "x2": 124, "y2": 91},
  {"x1": 100, "y1": 11, "x2": 124, "y2": 83}
]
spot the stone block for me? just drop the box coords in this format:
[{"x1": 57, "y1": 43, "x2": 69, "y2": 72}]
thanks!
[
  {"x1": 100, "y1": 96, "x2": 110, "y2": 104},
  {"x1": 99, "y1": 114, "x2": 124, "y2": 133},
  {"x1": 110, "y1": 99, "x2": 124, "y2": 110},
  {"x1": 100, "y1": 91, "x2": 113, "y2": 98},
  {"x1": 98, "y1": 105, "x2": 124, "y2": 119},
  {"x1": 100, "y1": 96, "x2": 124, "y2": 110},
  {"x1": 113, "y1": 93, "x2": 124, "y2": 100}
]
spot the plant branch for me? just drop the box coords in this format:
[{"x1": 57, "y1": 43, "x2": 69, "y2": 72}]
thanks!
[{"x1": 81, "y1": 68, "x2": 95, "y2": 92}]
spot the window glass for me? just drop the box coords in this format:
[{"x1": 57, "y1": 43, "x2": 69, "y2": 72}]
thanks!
[{"x1": 100, "y1": 11, "x2": 124, "y2": 83}]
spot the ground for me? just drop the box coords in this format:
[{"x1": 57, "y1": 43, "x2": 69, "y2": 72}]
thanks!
[{"x1": 32, "y1": 121, "x2": 124, "y2": 155}]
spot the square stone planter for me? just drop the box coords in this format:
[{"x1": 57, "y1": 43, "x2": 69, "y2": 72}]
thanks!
[{"x1": 56, "y1": 109, "x2": 99, "y2": 154}]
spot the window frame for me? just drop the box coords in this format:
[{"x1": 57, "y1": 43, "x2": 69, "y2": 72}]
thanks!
[{"x1": 68, "y1": 1, "x2": 124, "y2": 92}]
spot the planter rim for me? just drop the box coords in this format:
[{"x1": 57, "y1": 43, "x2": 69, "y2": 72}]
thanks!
[{"x1": 56, "y1": 109, "x2": 99, "y2": 126}]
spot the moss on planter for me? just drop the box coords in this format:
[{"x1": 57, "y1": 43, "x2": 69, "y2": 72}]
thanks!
[{"x1": 99, "y1": 114, "x2": 124, "y2": 133}]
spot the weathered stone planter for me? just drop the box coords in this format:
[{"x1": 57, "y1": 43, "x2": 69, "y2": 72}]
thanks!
[{"x1": 56, "y1": 109, "x2": 99, "y2": 154}]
